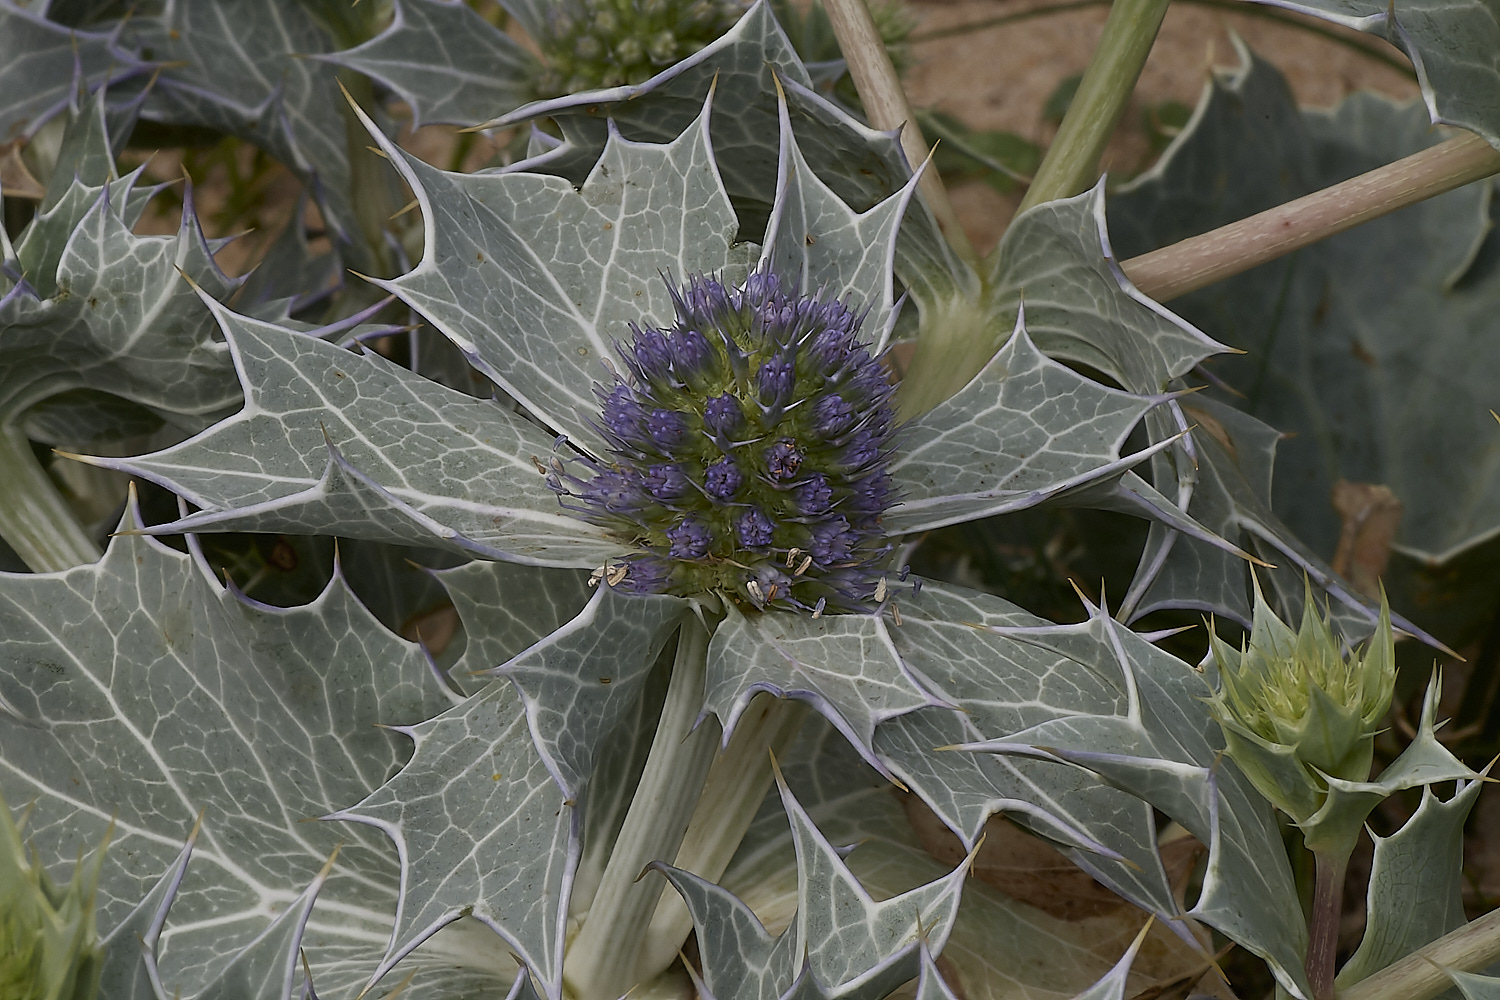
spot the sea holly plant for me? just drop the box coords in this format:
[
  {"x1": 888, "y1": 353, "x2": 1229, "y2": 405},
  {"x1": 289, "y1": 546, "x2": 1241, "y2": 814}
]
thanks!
[{"x1": 2, "y1": 3, "x2": 1500, "y2": 1000}]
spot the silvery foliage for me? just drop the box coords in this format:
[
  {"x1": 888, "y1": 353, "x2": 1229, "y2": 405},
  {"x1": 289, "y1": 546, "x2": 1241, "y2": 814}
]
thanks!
[{"x1": 0, "y1": 2, "x2": 1493, "y2": 1000}]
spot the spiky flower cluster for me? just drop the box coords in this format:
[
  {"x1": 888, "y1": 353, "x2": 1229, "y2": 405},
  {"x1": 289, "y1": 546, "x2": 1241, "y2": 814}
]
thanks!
[
  {"x1": 1, "y1": 790, "x2": 106, "y2": 1000},
  {"x1": 554, "y1": 274, "x2": 898, "y2": 613},
  {"x1": 534, "y1": 0, "x2": 746, "y2": 97},
  {"x1": 1206, "y1": 586, "x2": 1396, "y2": 825}
]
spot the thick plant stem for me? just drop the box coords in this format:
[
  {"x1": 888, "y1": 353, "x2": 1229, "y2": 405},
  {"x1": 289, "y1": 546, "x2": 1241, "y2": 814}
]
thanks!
[
  {"x1": 634, "y1": 695, "x2": 810, "y2": 980},
  {"x1": 1017, "y1": 0, "x2": 1171, "y2": 211},
  {"x1": 1306, "y1": 850, "x2": 1347, "y2": 1000},
  {"x1": 563, "y1": 617, "x2": 720, "y2": 1000},
  {"x1": 0, "y1": 426, "x2": 99, "y2": 572},
  {"x1": 1340, "y1": 901, "x2": 1500, "y2": 1000},
  {"x1": 1121, "y1": 132, "x2": 1500, "y2": 302},
  {"x1": 823, "y1": 0, "x2": 979, "y2": 268}
]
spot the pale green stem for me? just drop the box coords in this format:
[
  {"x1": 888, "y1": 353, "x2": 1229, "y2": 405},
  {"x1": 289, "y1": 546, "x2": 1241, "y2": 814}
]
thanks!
[
  {"x1": 563, "y1": 617, "x2": 720, "y2": 1000},
  {"x1": 1339, "y1": 902, "x2": 1500, "y2": 1000},
  {"x1": 823, "y1": 0, "x2": 979, "y2": 268},
  {"x1": 1122, "y1": 132, "x2": 1500, "y2": 302},
  {"x1": 635, "y1": 695, "x2": 810, "y2": 980},
  {"x1": 1016, "y1": 0, "x2": 1171, "y2": 212},
  {"x1": 0, "y1": 426, "x2": 100, "y2": 572}
]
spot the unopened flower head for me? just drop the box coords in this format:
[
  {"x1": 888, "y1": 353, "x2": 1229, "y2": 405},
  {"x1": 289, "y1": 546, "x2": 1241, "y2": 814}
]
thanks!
[
  {"x1": 1, "y1": 791, "x2": 107, "y2": 1000},
  {"x1": 1206, "y1": 583, "x2": 1396, "y2": 821},
  {"x1": 535, "y1": 0, "x2": 745, "y2": 97},
  {"x1": 553, "y1": 273, "x2": 899, "y2": 613}
]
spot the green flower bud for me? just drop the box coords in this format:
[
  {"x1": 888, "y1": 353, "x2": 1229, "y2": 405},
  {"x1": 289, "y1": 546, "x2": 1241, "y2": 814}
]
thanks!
[
  {"x1": 574, "y1": 34, "x2": 604, "y2": 60},
  {"x1": 647, "y1": 30, "x2": 678, "y2": 64},
  {"x1": 1, "y1": 793, "x2": 108, "y2": 1000},
  {"x1": 1206, "y1": 581, "x2": 1396, "y2": 830},
  {"x1": 614, "y1": 35, "x2": 645, "y2": 66},
  {"x1": 534, "y1": 0, "x2": 746, "y2": 99}
]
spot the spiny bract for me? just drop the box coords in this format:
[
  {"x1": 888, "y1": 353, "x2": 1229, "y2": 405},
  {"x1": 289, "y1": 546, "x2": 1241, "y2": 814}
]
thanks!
[
  {"x1": 552, "y1": 273, "x2": 898, "y2": 614},
  {"x1": 534, "y1": 0, "x2": 747, "y2": 97}
]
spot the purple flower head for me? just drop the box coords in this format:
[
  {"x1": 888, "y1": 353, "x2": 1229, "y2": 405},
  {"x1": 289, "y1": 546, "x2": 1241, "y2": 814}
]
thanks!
[
  {"x1": 764, "y1": 440, "x2": 803, "y2": 481},
  {"x1": 737, "y1": 507, "x2": 775, "y2": 548},
  {"x1": 705, "y1": 456, "x2": 743, "y2": 499},
  {"x1": 809, "y1": 516, "x2": 854, "y2": 564},
  {"x1": 560, "y1": 272, "x2": 899, "y2": 613},
  {"x1": 795, "y1": 474, "x2": 833, "y2": 515},
  {"x1": 644, "y1": 463, "x2": 690, "y2": 500},
  {"x1": 810, "y1": 394, "x2": 855, "y2": 436},
  {"x1": 703, "y1": 393, "x2": 742, "y2": 436},
  {"x1": 600, "y1": 384, "x2": 646, "y2": 442},
  {"x1": 647, "y1": 408, "x2": 689, "y2": 450},
  {"x1": 667, "y1": 517, "x2": 713, "y2": 559},
  {"x1": 670, "y1": 328, "x2": 712, "y2": 377},
  {"x1": 629, "y1": 326, "x2": 673, "y2": 381},
  {"x1": 757, "y1": 352, "x2": 796, "y2": 406}
]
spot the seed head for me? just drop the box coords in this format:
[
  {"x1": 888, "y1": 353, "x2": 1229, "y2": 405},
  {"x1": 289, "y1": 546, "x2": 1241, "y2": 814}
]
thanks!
[{"x1": 553, "y1": 273, "x2": 899, "y2": 612}]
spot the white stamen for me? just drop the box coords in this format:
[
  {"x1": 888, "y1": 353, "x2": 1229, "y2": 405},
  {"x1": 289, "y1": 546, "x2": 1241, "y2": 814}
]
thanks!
[
  {"x1": 795, "y1": 555, "x2": 813, "y2": 576},
  {"x1": 874, "y1": 576, "x2": 888, "y2": 603}
]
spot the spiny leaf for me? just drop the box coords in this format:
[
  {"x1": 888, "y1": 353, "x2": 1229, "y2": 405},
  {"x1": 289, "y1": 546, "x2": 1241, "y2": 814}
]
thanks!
[
  {"x1": 1111, "y1": 46, "x2": 1500, "y2": 567},
  {"x1": 873, "y1": 580, "x2": 1178, "y2": 919},
  {"x1": 324, "y1": 679, "x2": 573, "y2": 999},
  {"x1": 330, "y1": 585, "x2": 685, "y2": 999},
  {"x1": 316, "y1": 0, "x2": 539, "y2": 129},
  {"x1": 759, "y1": 88, "x2": 915, "y2": 351},
  {"x1": 364, "y1": 90, "x2": 750, "y2": 458},
  {"x1": 0, "y1": 1, "x2": 147, "y2": 142},
  {"x1": 952, "y1": 597, "x2": 1309, "y2": 997},
  {"x1": 703, "y1": 603, "x2": 944, "y2": 778},
  {"x1": 119, "y1": 0, "x2": 365, "y2": 262},
  {"x1": 988, "y1": 182, "x2": 1228, "y2": 396},
  {"x1": 495, "y1": 585, "x2": 690, "y2": 796},
  {"x1": 724, "y1": 718, "x2": 1196, "y2": 1000},
  {"x1": 0, "y1": 499, "x2": 459, "y2": 998},
  {"x1": 885, "y1": 315, "x2": 1171, "y2": 534},
  {"x1": 1242, "y1": 0, "x2": 1500, "y2": 148},
  {"x1": 657, "y1": 772, "x2": 969, "y2": 1000},
  {"x1": 91, "y1": 301, "x2": 616, "y2": 568},
  {"x1": 1336, "y1": 778, "x2": 1484, "y2": 989},
  {"x1": 438, "y1": 560, "x2": 593, "y2": 683},
  {"x1": 486, "y1": 0, "x2": 974, "y2": 310}
]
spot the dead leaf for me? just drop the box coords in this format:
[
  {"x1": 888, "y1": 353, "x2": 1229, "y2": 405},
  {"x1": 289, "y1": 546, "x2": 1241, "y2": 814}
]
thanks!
[
  {"x1": 1, "y1": 141, "x2": 45, "y2": 200},
  {"x1": 1330, "y1": 481, "x2": 1401, "y2": 599}
]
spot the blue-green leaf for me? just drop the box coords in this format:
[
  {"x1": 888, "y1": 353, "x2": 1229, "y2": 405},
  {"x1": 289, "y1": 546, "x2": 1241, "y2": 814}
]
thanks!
[
  {"x1": 0, "y1": 1, "x2": 146, "y2": 142},
  {"x1": 317, "y1": 0, "x2": 539, "y2": 128},
  {"x1": 1336, "y1": 778, "x2": 1484, "y2": 989},
  {"x1": 365, "y1": 91, "x2": 749, "y2": 457},
  {"x1": 704, "y1": 604, "x2": 943, "y2": 777},
  {"x1": 0, "y1": 500, "x2": 461, "y2": 998},
  {"x1": 952, "y1": 597, "x2": 1310, "y2": 997},
  {"x1": 93, "y1": 300, "x2": 614, "y2": 567}
]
